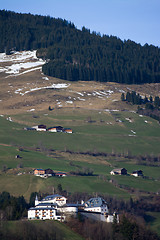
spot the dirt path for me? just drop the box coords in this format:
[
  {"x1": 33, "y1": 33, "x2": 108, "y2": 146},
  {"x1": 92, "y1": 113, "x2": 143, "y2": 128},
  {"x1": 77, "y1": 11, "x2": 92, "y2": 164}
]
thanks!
[{"x1": 0, "y1": 143, "x2": 12, "y2": 147}]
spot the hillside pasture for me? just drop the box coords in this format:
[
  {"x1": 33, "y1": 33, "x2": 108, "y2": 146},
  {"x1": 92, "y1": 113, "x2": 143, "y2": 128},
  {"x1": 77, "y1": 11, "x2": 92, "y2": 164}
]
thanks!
[
  {"x1": 1, "y1": 108, "x2": 160, "y2": 155},
  {"x1": 0, "y1": 108, "x2": 160, "y2": 200},
  {"x1": 0, "y1": 173, "x2": 129, "y2": 201}
]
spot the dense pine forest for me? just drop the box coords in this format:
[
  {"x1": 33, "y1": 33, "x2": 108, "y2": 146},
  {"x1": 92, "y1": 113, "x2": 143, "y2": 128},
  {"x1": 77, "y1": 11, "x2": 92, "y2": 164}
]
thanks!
[{"x1": 0, "y1": 10, "x2": 160, "y2": 84}]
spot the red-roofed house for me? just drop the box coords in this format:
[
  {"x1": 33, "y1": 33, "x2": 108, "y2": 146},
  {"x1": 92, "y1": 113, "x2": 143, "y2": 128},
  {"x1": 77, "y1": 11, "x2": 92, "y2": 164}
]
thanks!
[
  {"x1": 34, "y1": 168, "x2": 45, "y2": 176},
  {"x1": 63, "y1": 128, "x2": 73, "y2": 133}
]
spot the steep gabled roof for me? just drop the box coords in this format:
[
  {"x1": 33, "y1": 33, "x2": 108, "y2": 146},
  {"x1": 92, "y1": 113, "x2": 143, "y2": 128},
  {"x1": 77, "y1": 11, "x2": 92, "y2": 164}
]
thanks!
[
  {"x1": 45, "y1": 168, "x2": 54, "y2": 174},
  {"x1": 34, "y1": 168, "x2": 44, "y2": 171},
  {"x1": 84, "y1": 197, "x2": 107, "y2": 208},
  {"x1": 36, "y1": 202, "x2": 57, "y2": 207},
  {"x1": 38, "y1": 124, "x2": 46, "y2": 128},
  {"x1": 42, "y1": 194, "x2": 64, "y2": 201},
  {"x1": 112, "y1": 168, "x2": 124, "y2": 172}
]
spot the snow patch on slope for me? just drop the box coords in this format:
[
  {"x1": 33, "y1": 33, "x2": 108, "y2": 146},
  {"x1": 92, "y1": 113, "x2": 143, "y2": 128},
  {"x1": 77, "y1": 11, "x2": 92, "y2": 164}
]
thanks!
[
  {"x1": 0, "y1": 50, "x2": 45, "y2": 76},
  {"x1": 15, "y1": 83, "x2": 70, "y2": 96},
  {"x1": 0, "y1": 50, "x2": 37, "y2": 62}
]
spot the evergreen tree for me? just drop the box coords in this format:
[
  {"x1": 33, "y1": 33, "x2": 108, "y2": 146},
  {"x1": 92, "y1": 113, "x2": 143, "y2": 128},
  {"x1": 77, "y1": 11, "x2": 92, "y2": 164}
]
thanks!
[
  {"x1": 154, "y1": 96, "x2": 160, "y2": 108},
  {"x1": 144, "y1": 95, "x2": 149, "y2": 104},
  {"x1": 145, "y1": 103, "x2": 154, "y2": 110},
  {"x1": 149, "y1": 95, "x2": 153, "y2": 103},
  {"x1": 126, "y1": 92, "x2": 131, "y2": 102},
  {"x1": 121, "y1": 93, "x2": 125, "y2": 101}
]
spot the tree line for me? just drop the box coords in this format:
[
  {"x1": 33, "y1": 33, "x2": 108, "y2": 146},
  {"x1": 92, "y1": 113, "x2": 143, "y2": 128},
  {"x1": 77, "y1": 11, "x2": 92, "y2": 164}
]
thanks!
[
  {"x1": 67, "y1": 192, "x2": 160, "y2": 219},
  {"x1": 121, "y1": 91, "x2": 160, "y2": 107},
  {"x1": 121, "y1": 91, "x2": 160, "y2": 122},
  {"x1": 1, "y1": 214, "x2": 159, "y2": 240},
  {"x1": 66, "y1": 214, "x2": 160, "y2": 240},
  {"x1": 0, "y1": 191, "x2": 28, "y2": 220},
  {"x1": 0, "y1": 191, "x2": 44, "y2": 221},
  {"x1": 1, "y1": 10, "x2": 160, "y2": 84}
]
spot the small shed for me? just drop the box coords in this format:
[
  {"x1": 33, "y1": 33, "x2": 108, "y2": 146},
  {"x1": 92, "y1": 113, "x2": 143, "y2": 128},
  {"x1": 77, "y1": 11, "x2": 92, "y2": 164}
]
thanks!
[
  {"x1": 55, "y1": 172, "x2": 67, "y2": 177},
  {"x1": 131, "y1": 170, "x2": 143, "y2": 177},
  {"x1": 110, "y1": 168, "x2": 127, "y2": 175}
]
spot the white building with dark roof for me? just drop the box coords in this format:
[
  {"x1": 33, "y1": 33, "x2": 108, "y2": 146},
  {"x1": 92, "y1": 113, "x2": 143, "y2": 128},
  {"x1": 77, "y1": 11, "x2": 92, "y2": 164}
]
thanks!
[
  {"x1": 32, "y1": 124, "x2": 46, "y2": 131},
  {"x1": 28, "y1": 194, "x2": 77, "y2": 221},
  {"x1": 81, "y1": 197, "x2": 119, "y2": 223},
  {"x1": 28, "y1": 205, "x2": 60, "y2": 221},
  {"x1": 110, "y1": 168, "x2": 127, "y2": 175},
  {"x1": 28, "y1": 195, "x2": 118, "y2": 223},
  {"x1": 84, "y1": 197, "x2": 109, "y2": 213},
  {"x1": 39, "y1": 194, "x2": 67, "y2": 206}
]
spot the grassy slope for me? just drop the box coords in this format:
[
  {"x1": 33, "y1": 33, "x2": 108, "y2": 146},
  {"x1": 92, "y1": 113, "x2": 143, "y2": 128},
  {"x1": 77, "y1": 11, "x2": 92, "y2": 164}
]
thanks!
[
  {"x1": 0, "y1": 48, "x2": 160, "y2": 238},
  {"x1": 0, "y1": 95, "x2": 160, "y2": 236},
  {"x1": 6, "y1": 220, "x2": 84, "y2": 240},
  {"x1": 0, "y1": 144, "x2": 129, "y2": 200},
  {"x1": 0, "y1": 108, "x2": 160, "y2": 200},
  {"x1": 1, "y1": 109, "x2": 160, "y2": 155},
  {"x1": 145, "y1": 212, "x2": 160, "y2": 236}
]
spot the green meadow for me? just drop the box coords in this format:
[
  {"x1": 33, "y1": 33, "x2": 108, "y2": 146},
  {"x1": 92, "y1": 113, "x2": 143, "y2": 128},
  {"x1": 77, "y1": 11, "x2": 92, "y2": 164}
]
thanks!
[
  {"x1": 0, "y1": 108, "x2": 160, "y2": 200},
  {"x1": 1, "y1": 108, "x2": 160, "y2": 155},
  {"x1": 0, "y1": 108, "x2": 160, "y2": 235}
]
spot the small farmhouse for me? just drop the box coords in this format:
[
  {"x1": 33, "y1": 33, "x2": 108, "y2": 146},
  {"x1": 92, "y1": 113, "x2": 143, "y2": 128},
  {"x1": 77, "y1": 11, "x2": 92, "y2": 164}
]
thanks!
[
  {"x1": 55, "y1": 172, "x2": 67, "y2": 177},
  {"x1": 34, "y1": 168, "x2": 45, "y2": 176},
  {"x1": 110, "y1": 168, "x2": 127, "y2": 175},
  {"x1": 63, "y1": 128, "x2": 73, "y2": 133},
  {"x1": 131, "y1": 170, "x2": 143, "y2": 177},
  {"x1": 48, "y1": 126, "x2": 63, "y2": 132},
  {"x1": 47, "y1": 127, "x2": 57, "y2": 132},
  {"x1": 33, "y1": 168, "x2": 67, "y2": 178},
  {"x1": 34, "y1": 168, "x2": 55, "y2": 178},
  {"x1": 32, "y1": 124, "x2": 46, "y2": 131}
]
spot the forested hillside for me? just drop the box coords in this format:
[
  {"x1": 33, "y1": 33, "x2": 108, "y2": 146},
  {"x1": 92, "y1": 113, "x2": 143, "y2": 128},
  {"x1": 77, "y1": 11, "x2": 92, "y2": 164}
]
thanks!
[{"x1": 1, "y1": 10, "x2": 160, "y2": 84}]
